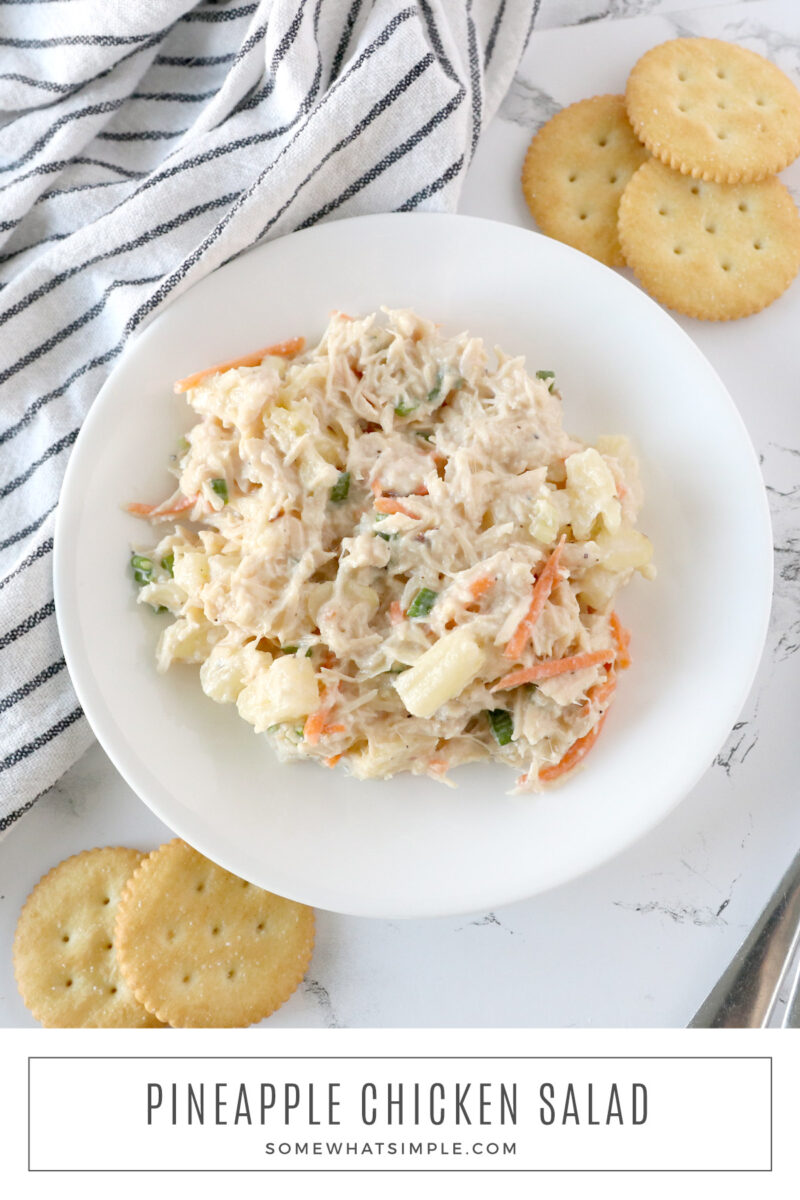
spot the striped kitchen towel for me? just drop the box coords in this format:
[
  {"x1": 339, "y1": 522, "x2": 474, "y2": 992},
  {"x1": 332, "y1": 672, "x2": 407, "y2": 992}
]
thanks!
[{"x1": 0, "y1": 0, "x2": 538, "y2": 834}]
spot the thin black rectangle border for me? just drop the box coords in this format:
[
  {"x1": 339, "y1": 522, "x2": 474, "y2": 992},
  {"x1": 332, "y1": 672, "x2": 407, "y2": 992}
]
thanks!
[{"x1": 28, "y1": 1055, "x2": 773, "y2": 1174}]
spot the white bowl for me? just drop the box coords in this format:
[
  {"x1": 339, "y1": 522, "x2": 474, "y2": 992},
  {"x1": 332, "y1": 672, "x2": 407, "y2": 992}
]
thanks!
[{"x1": 54, "y1": 213, "x2": 772, "y2": 918}]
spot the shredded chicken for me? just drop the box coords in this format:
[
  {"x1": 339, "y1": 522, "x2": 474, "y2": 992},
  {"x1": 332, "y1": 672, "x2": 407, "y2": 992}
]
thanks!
[{"x1": 132, "y1": 309, "x2": 654, "y2": 792}]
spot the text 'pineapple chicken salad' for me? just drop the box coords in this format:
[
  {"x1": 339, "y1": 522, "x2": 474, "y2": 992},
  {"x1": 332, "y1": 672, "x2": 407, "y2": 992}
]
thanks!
[{"x1": 128, "y1": 309, "x2": 654, "y2": 792}]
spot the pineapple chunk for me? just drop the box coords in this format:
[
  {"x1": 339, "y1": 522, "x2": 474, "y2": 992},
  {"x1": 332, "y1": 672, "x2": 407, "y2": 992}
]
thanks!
[
  {"x1": 199, "y1": 641, "x2": 268, "y2": 704},
  {"x1": 394, "y1": 627, "x2": 486, "y2": 718},
  {"x1": 236, "y1": 655, "x2": 319, "y2": 732},
  {"x1": 576, "y1": 566, "x2": 618, "y2": 611},
  {"x1": 565, "y1": 447, "x2": 621, "y2": 538},
  {"x1": 594, "y1": 525, "x2": 654, "y2": 574},
  {"x1": 172, "y1": 548, "x2": 210, "y2": 596},
  {"x1": 156, "y1": 615, "x2": 222, "y2": 671},
  {"x1": 529, "y1": 486, "x2": 569, "y2": 545}
]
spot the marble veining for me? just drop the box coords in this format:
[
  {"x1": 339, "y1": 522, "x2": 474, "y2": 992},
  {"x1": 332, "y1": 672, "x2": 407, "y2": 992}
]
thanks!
[{"x1": 1, "y1": 0, "x2": 799, "y2": 1030}]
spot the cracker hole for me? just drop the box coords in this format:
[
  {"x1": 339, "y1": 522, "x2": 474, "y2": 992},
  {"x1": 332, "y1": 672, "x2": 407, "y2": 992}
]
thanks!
[
  {"x1": 690, "y1": 185, "x2": 700, "y2": 194},
  {"x1": 212, "y1": 926, "x2": 220, "y2": 936},
  {"x1": 227, "y1": 969, "x2": 236, "y2": 980},
  {"x1": 102, "y1": 897, "x2": 110, "y2": 905},
  {"x1": 65, "y1": 979, "x2": 72, "y2": 988},
  {"x1": 756, "y1": 98, "x2": 766, "y2": 106},
  {"x1": 673, "y1": 246, "x2": 683, "y2": 255},
  {"x1": 678, "y1": 103, "x2": 687, "y2": 112},
  {"x1": 166, "y1": 930, "x2": 175, "y2": 941},
  {"x1": 658, "y1": 207, "x2": 668, "y2": 216},
  {"x1": 196, "y1": 882, "x2": 205, "y2": 893},
  {"x1": 753, "y1": 241, "x2": 763, "y2": 250},
  {"x1": 609, "y1": 174, "x2": 618, "y2": 184},
  {"x1": 242, "y1": 881, "x2": 250, "y2": 889},
  {"x1": 716, "y1": 69, "x2": 726, "y2": 79},
  {"x1": 256, "y1": 922, "x2": 265, "y2": 931},
  {"x1": 705, "y1": 225, "x2": 716, "y2": 234},
  {"x1": 678, "y1": 71, "x2": 687, "y2": 81},
  {"x1": 717, "y1": 131, "x2": 727, "y2": 140},
  {"x1": 109, "y1": 987, "x2": 117, "y2": 995},
  {"x1": 579, "y1": 212, "x2": 588, "y2": 221},
  {"x1": 62, "y1": 934, "x2": 70, "y2": 943},
  {"x1": 105, "y1": 942, "x2": 113, "y2": 951},
  {"x1": 738, "y1": 202, "x2": 748, "y2": 212},
  {"x1": 183, "y1": 974, "x2": 191, "y2": 984},
  {"x1": 721, "y1": 261, "x2": 732, "y2": 271},
  {"x1": 597, "y1": 137, "x2": 607, "y2": 147},
  {"x1": 568, "y1": 173, "x2": 577, "y2": 182},
  {"x1": 717, "y1": 99, "x2": 726, "y2": 109}
]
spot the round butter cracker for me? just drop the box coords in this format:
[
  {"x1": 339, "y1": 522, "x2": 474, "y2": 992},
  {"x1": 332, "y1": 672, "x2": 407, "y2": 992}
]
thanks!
[
  {"x1": 13, "y1": 847, "x2": 164, "y2": 1028},
  {"x1": 114, "y1": 839, "x2": 315, "y2": 1028},
  {"x1": 626, "y1": 37, "x2": 800, "y2": 184},
  {"x1": 618, "y1": 158, "x2": 800, "y2": 320},
  {"x1": 521, "y1": 94, "x2": 649, "y2": 267}
]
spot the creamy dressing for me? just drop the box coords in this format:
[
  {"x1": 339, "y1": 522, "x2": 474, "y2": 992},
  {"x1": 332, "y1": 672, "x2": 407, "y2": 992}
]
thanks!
[{"x1": 134, "y1": 309, "x2": 654, "y2": 791}]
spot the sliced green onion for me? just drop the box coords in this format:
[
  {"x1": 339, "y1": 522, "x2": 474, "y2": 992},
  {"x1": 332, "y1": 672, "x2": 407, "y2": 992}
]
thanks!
[
  {"x1": 427, "y1": 368, "x2": 463, "y2": 407},
  {"x1": 329, "y1": 471, "x2": 351, "y2": 502},
  {"x1": 394, "y1": 395, "x2": 417, "y2": 417},
  {"x1": 407, "y1": 587, "x2": 437, "y2": 620},
  {"x1": 415, "y1": 429, "x2": 434, "y2": 442},
  {"x1": 267, "y1": 724, "x2": 281, "y2": 733},
  {"x1": 375, "y1": 514, "x2": 396, "y2": 542},
  {"x1": 426, "y1": 368, "x2": 444, "y2": 406},
  {"x1": 178, "y1": 436, "x2": 190, "y2": 454},
  {"x1": 130, "y1": 554, "x2": 153, "y2": 586},
  {"x1": 387, "y1": 663, "x2": 411, "y2": 674},
  {"x1": 160, "y1": 552, "x2": 174, "y2": 577},
  {"x1": 209, "y1": 478, "x2": 228, "y2": 503},
  {"x1": 536, "y1": 369, "x2": 556, "y2": 393},
  {"x1": 280, "y1": 645, "x2": 298, "y2": 655},
  {"x1": 155, "y1": 605, "x2": 168, "y2": 614},
  {"x1": 487, "y1": 708, "x2": 514, "y2": 746}
]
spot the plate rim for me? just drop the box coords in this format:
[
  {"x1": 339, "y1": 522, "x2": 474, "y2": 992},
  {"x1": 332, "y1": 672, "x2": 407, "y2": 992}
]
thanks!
[{"x1": 54, "y1": 210, "x2": 774, "y2": 917}]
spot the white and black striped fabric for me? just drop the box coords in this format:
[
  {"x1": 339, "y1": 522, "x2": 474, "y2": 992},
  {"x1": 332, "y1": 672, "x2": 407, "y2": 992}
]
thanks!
[{"x1": 0, "y1": 0, "x2": 539, "y2": 834}]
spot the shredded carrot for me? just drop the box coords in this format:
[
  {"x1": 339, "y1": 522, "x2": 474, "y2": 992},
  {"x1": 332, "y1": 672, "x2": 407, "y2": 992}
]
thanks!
[
  {"x1": 323, "y1": 754, "x2": 343, "y2": 769},
  {"x1": 371, "y1": 479, "x2": 382, "y2": 497},
  {"x1": 374, "y1": 496, "x2": 417, "y2": 517},
  {"x1": 581, "y1": 668, "x2": 617, "y2": 717},
  {"x1": 173, "y1": 336, "x2": 305, "y2": 393},
  {"x1": 428, "y1": 758, "x2": 449, "y2": 777},
  {"x1": 389, "y1": 601, "x2": 404, "y2": 624},
  {"x1": 126, "y1": 493, "x2": 198, "y2": 518},
  {"x1": 303, "y1": 709, "x2": 328, "y2": 745},
  {"x1": 539, "y1": 711, "x2": 609, "y2": 783},
  {"x1": 303, "y1": 678, "x2": 342, "y2": 745},
  {"x1": 616, "y1": 479, "x2": 628, "y2": 501},
  {"x1": 411, "y1": 484, "x2": 429, "y2": 496},
  {"x1": 491, "y1": 649, "x2": 611, "y2": 692},
  {"x1": 610, "y1": 611, "x2": 631, "y2": 669},
  {"x1": 303, "y1": 712, "x2": 343, "y2": 744},
  {"x1": 468, "y1": 575, "x2": 494, "y2": 601},
  {"x1": 504, "y1": 534, "x2": 566, "y2": 660}
]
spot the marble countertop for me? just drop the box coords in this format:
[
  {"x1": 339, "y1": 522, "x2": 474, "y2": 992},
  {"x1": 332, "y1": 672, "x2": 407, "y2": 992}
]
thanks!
[{"x1": 2, "y1": 0, "x2": 798, "y2": 1029}]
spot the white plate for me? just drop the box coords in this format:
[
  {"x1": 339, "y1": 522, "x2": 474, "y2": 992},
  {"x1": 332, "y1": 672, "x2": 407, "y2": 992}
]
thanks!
[{"x1": 54, "y1": 213, "x2": 772, "y2": 918}]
